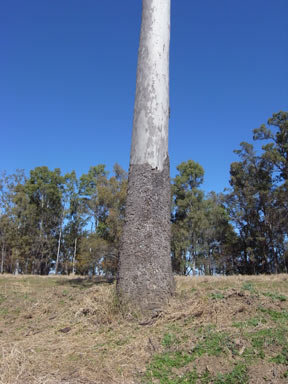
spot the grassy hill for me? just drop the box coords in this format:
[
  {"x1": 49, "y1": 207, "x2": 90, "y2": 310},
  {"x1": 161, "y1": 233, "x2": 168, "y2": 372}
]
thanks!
[{"x1": 0, "y1": 274, "x2": 288, "y2": 384}]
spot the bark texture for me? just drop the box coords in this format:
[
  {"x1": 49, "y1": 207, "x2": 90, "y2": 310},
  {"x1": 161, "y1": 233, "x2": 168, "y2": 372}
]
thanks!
[
  {"x1": 116, "y1": 0, "x2": 174, "y2": 313},
  {"x1": 117, "y1": 157, "x2": 175, "y2": 312},
  {"x1": 130, "y1": 0, "x2": 170, "y2": 171}
]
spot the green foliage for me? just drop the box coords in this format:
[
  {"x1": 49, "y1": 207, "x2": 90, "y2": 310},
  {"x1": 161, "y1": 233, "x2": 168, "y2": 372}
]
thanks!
[
  {"x1": 0, "y1": 164, "x2": 127, "y2": 275},
  {"x1": 253, "y1": 111, "x2": 288, "y2": 183},
  {"x1": 223, "y1": 111, "x2": 288, "y2": 274},
  {"x1": 78, "y1": 163, "x2": 127, "y2": 275},
  {"x1": 171, "y1": 160, "x2": 235, "y2": 275},
  {"x1": 0, "y1": 110, "x2": 287, "y2": 276},
  {"x1": 77, "y1": 235, "x2": 109, "y2": 274}
]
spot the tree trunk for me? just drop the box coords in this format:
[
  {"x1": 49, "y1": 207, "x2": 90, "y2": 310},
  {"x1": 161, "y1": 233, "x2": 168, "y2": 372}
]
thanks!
[
  {"x1": 72, "y1": 238, "x2": 77, "y2": 275},
  {"x1": 117, "y1": 0, "x2": 174, "y2": 313},
  {"x1": 1, "y1": 243, "x2": 5, "y2": 274},
  {"x1": 55, "y1": 226, "x2": 62, "y2": 274},
  {"x1": 15, "y1": 256, "x2": 19, "y2": 276}
]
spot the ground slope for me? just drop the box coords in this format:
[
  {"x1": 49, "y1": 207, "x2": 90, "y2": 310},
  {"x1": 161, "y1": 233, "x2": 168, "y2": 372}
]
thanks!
[{"x1": 0, "y1": 274, "x2": 288, "y2": 384}]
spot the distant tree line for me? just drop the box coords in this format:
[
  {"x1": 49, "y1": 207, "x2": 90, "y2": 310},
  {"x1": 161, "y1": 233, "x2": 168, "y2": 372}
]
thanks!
[{"x1": 0, "y1": 111, "x2": 287, "y2": 276}]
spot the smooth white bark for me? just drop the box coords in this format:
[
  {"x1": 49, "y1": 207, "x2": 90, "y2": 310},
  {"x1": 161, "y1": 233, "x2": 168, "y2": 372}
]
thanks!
[
  {"x1": 130, "y1": 0, "x2": 170, "y2": 171},
  {"x1": 1, "y1": 243, "x2": 5, "y2": 274},
  {"x1": 55, "y1": 227, "x2": 62, "y2": 274},
  {"x1": 72, "y1": 238, "x2": 77, "y2": 275},
  {"x1": 15, "y1": 258, "x2": 19, "y2": 275}
]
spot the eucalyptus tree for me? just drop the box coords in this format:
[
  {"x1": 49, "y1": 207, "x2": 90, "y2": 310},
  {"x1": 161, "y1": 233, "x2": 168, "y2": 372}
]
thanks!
[
  {"x1": 117, "y1": 0, "x2": 174, "y2": 312},
  {"x1": 0, "y1": 170, "x2": 26, "y2": 274},
  {"x1": 60, "y1": 171, "x2": 85, "y2": 274},
  {"x1": 0, "y1": 172, "x2": 16, "y2": 273},
  {"x1": 253, "y1": 111, "x2": 288, "y2": 184},
  {"x1": 253, "y1": 111, "x2": 288, "y2": 238},
  {"x1": 171, "y1": 160, "x2": 205, "y2": 275},
  {"x1": 224, "y1": 141, "x2": 287, "y2": 274},
  {"x1": 19, "y1": 167, "x2": 64, "y2": 274}
]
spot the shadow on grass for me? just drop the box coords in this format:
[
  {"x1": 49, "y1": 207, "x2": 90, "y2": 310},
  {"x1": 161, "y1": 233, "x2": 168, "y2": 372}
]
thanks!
[{"x1": 56, "y1": 276, "x2": 115, "y2": 289}]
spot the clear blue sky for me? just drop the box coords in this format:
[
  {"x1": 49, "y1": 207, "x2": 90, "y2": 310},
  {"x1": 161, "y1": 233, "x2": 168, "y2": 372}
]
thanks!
[{"x1": 1, "y1": 0, "x2": 287, "y2": 193}]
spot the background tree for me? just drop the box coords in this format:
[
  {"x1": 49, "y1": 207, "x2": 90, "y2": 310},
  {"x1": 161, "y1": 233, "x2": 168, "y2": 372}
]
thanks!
[
  {"x1": 61, "y1": 171, "x2": 86, "y2": 275},
  {"x1": 0, "y1": 113, "x2": 287, "y2": 276},
  {"x1": 253, "y1": 111, "x2": 288, "y2": 244},
  {"x1": 77, "y1": 164, "x2": 127, "y2": 276},
  {"x1": 12, "y1": 167, "x2": 64, "y2": 274},
  {"x1": 171, "y1": 161, "x2": 235, "y2": 276},
  {"x1": 224, "y1": 125, "x2": 287, "y2": 274},
  {"x1": 171, "y1": 160, "x2": 205, "y2": 275},
  {"x1": 0, "y1": 170, "x2": 26, "y2": 274}
]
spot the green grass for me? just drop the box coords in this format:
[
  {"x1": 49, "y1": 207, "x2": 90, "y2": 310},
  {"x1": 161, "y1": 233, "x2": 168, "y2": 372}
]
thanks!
[
  {"x1": 242, "y1": 282, "x2": 287, "y2": 302},
  {"x1": 258, "y1": 307, "x2": 288, "y2": 322},
  {"x1": 0, "y1": 307, "x2": 9, "y2": 316},
  {"x1": 209, "y1": 292, "x2": 225, "y2": 300},
  {"x1": 270, "y1": 346, "x2": 288, "y2": 364},
  {"x1": 262, "y1": 291, "x2": 287, "y2": 301},
  {"x1": 162, "y1": 332, "x2": 181, "y2": 348},
  {"x1": 144, "y1": 309, "x2": 288, "y2": 384},
  {"x1": 242, "y1": 282, "x2": 255, "y2": 292},
  {"x1": 244, "y1": 326, "x2": 288, "y2": 361},
  {"x1": 144, "y1": 328, "x2": 242, "y2": 383},
  {"x1": 145, "y1": 354, "x2": 249, "y2": 384},
  {"x1": 192, "y1": 330, "x2": 232, "y2": 357},
  {"x1": 214, "y1": 364, "x2": 248, "y2": 384},
  {"x1": 232, "y1": 316, "x2": 267, "y2": 329}
]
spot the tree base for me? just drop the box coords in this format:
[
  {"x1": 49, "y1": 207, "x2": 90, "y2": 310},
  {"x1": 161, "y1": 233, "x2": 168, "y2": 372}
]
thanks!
[{"x1": 116, "y1": 156, "x2": 175, "y2": 313}]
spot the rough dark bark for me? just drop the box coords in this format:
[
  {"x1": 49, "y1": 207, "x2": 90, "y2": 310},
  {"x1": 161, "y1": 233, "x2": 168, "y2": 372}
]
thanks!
[{"x1": 116, "y1": 157, "x2": 175, "y2": 313}]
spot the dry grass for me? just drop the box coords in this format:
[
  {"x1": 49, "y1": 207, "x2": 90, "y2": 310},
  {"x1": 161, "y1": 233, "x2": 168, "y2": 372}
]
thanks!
[{"x1": 0, "y1": 274, "x2": 288, "y2": 383}]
